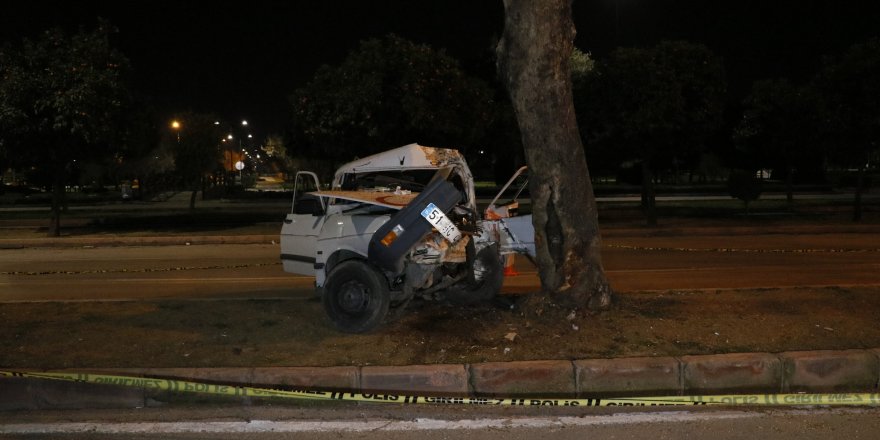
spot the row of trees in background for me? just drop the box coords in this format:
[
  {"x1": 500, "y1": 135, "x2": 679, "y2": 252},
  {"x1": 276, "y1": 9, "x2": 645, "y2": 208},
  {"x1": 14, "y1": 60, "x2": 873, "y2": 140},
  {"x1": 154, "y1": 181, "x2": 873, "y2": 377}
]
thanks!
[
  {"x1": 288, "y1": 35, "x2": 502, "y2": 168},
  {"x1": 576, "y1": 39, "x2": 880, "y2": 223},
  {"x1": 0, "y1": 23, "x2": 273, "y2": 234},
  {"x1": 2, "y1": 22, "x2": 880, "y2": 231},
  {"x1": 288, "y1": 34, "x2": 880, "y2": 224},
  {"x1": 573, "y1": 41, "x2": 727, "y2": 226},
  {"x1": 726, "y1": 40, "x2": 880, "y2": 222},
  {"x1": 0, "y1": 21, "x2": 132, "y2": 234}
]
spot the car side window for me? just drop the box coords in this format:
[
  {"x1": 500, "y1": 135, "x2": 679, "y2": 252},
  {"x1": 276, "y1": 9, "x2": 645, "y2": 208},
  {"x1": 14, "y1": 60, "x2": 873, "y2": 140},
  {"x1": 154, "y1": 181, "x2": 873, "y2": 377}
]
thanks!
[{"x1": 292, "y1": 172, "x2": 324, "y2": 215}]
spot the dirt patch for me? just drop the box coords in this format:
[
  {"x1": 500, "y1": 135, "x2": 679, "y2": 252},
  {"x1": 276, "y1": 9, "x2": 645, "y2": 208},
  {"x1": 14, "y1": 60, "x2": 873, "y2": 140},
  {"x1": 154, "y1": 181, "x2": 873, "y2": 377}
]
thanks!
[{"x1": 2, "y1": 286, "x2": 878, "y2": 369}]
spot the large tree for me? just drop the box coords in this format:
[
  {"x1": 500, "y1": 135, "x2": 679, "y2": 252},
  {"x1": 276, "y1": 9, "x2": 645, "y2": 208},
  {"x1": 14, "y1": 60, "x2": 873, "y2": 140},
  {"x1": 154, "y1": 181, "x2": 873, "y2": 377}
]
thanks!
[
  {"x1": 0, "y1": 21, "x2": 130, "y2": 235},
  {"x1": 496, "y1": 0, "x2": 612, "y2": 310},
  {"x1": 576, "y1": 41, "x2": 726, "y2": 225},
  {"x1": 814, "y1": 38, "x2": 880, "y2": 222},
  {"x1": 733, "y1": 79, "x2": 824, "y2": 210},
  {"x1": 289, "y1": 34, "x2": 496, "y2": 161}
]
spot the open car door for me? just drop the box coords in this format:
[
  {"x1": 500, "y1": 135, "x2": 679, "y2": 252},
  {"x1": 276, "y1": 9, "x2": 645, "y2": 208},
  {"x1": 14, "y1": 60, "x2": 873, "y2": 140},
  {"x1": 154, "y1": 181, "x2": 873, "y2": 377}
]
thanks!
[
  {"x1": 486, "y1": 166, "x2": 535, "y2": 259},
  {"x1": 280, "y1": 172, "x2": 326, "y2": 275}
]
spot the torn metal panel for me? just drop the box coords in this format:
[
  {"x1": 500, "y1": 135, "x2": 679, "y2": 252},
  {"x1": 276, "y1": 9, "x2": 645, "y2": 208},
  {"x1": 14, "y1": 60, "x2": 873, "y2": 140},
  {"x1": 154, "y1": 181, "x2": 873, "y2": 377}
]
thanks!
[{"x1": 310, "y1": 190, "x2": 418, "y2": 209}]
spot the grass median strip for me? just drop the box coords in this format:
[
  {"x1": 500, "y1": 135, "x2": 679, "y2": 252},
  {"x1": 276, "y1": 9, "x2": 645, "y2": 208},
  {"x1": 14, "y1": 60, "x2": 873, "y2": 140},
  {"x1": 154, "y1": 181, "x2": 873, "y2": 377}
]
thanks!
[{"x1": 1, "y1": 287, "x2": 879, "y2": 369}]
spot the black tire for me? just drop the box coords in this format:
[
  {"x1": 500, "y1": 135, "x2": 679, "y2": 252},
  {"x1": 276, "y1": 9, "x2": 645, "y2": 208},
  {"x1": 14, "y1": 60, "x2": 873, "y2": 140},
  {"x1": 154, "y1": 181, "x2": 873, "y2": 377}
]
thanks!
[
  {"x1": 444, "y1": 244, "x2": 504, "y2": 305},
  {"x1": 322, "y1": 260, "x2": 391, "y2": 333}
]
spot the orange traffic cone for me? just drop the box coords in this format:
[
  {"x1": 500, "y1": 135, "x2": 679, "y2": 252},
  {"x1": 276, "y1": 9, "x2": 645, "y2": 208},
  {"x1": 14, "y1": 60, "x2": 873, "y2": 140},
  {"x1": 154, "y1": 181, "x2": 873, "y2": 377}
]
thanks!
[{"x1": 503, "y1": 255, "x2": 519, "y2": 277}]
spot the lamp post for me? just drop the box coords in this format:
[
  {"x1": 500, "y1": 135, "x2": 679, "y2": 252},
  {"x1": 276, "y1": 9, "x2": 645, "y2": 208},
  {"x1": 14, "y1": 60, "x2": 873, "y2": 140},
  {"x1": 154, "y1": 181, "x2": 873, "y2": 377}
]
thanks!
[
  {"x1": 227, "y1": 120, "x2": 252, "y2": 150},
  {"x1": 170, "y1": 120, "x2": 181, "y2": 142},
  {"x1": 222, "y1": 120, "x2": 254, "y2": 186}
]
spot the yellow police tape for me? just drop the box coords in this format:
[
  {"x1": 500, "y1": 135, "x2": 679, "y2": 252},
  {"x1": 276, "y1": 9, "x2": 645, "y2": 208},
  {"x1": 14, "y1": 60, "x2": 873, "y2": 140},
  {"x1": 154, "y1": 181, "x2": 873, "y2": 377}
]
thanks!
[{"x1": 2, "y1": 370, "x2": 879, "y2": 407}]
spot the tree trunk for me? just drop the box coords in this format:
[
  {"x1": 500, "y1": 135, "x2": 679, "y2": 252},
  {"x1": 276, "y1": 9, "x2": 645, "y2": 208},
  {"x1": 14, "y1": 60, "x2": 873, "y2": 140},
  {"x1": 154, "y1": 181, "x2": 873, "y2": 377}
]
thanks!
[
  {"x1": 497, "y1": 0, "x2": 613, "y2": 310},
  {"x1": 640, "y1": 160, "x2": 657, "y2": 226},
  {"x1": 853, "y1": 163, "x2": 865, "y2": 222},
  {"x1": 785, "y1": 165, "x2": 794, "y2": 212},
  {"x1": 48, "y1": 180, "x2": 64, "y2": 237}
]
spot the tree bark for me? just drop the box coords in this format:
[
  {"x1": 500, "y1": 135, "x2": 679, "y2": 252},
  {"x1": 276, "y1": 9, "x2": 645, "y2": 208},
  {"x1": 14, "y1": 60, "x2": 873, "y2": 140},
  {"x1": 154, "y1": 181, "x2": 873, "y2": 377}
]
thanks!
[
  {"x1": 640, "y1": 160, "x2": 657, "y2": 226},
  {"x1": 497, "y1": 0, "x2": 613, "y2": 309},
  {"x1": 853, "y1": 162, "x2": 865, "y2": 222},
  {"x1": 49, "y1": 181, "x2": 64, "y2": 237},
  {"x1": 784, "y1": 165, "x2": 794, "y2": 212}
]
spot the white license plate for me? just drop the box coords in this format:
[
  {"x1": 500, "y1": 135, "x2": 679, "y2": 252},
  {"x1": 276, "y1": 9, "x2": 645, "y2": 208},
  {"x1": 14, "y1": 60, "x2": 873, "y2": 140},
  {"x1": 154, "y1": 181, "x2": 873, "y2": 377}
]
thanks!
[{"x1": 420, "y1": 202, "x2": 462, "y2": 243}]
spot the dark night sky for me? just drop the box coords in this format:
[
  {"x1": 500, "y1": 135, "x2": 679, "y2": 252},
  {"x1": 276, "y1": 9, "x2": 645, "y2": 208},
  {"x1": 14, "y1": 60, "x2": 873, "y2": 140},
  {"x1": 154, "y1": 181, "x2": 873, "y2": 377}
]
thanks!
[{"x1": 3, "y1": 1, "x2": 880, "y2": 140}]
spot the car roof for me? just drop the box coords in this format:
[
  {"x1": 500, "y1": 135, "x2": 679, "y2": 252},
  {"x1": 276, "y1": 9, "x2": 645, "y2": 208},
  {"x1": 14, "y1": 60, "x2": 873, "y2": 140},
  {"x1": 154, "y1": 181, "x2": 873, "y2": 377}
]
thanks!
[{"x1": 333, "y1": 143, "x2": 465, "y2": 178}]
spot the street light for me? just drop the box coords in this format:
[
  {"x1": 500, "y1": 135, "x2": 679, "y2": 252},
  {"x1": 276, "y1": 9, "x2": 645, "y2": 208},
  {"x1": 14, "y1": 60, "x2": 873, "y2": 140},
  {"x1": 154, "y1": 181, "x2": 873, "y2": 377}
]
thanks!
[
  {"x1": 170, "y1": 120, "x2": 181, "y2": 142},
  {"x1": 219, "y1": 120, "x2": 255, "y2": 186}
]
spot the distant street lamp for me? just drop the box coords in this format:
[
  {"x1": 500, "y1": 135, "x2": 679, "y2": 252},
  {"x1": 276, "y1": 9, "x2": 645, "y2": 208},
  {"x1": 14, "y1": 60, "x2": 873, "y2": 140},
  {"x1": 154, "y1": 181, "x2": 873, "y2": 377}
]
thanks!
[
  {"x1": 170, "y1": 120, "x2": 181, "y2": 142},
  {"x1": 218, "y1": 120, "x2": 255, "y2": 185}
]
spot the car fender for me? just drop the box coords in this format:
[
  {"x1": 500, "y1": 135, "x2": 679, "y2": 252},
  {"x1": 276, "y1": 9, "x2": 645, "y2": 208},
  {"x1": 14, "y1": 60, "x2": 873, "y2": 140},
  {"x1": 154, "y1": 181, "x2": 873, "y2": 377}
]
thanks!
[{"x1": 315, "y1": 213, "x2": 391, "y2": 287}]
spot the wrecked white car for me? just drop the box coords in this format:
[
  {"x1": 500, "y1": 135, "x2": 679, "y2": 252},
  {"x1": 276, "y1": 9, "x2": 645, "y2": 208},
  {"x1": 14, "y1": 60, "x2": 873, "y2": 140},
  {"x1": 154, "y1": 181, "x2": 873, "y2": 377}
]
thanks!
[{"x1": 281, "y1": 143, "x2": 535, "y2": 333}]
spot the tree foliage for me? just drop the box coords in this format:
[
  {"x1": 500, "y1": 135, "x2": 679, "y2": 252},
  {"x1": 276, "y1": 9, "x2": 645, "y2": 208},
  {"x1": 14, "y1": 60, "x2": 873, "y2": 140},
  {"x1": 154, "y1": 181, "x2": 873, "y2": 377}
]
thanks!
[
  {"x1": 575, "y1": 40, "x2": 726, "y2": 225},
  {"x1": 569, "y1": 47, "x2": 595, "y2": 82},
  {"x1": 0, "y1": 20, "x2": 130, "y2": 234},
  {"x1": 289, "y1": 34, "x2": 496, "y2": 160},
  {"x1": 813, "y1": 38, "x2": 880, "y2": 221},
  {"x1": 733, "y1": 79, "x2": 824, "y2": 207}
]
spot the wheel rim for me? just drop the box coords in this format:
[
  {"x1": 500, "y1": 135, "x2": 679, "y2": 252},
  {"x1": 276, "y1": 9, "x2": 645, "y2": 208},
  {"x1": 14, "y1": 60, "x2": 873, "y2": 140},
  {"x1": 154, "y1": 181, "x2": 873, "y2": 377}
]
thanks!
[
  {"x1": 337, "y1": 280, "x2": 371, "y2": 314},
  {"x1": 472, "y1": 257, "x2": 489, "y2": 283}
]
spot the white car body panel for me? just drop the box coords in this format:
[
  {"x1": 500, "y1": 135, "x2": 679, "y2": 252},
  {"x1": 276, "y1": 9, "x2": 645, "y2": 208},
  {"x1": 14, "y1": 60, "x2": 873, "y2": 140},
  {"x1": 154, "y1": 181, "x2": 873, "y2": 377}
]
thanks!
[
  {"x1": 313, "y1": 213, "x2": 391, "y2": 287},
  {"x1": 498, "y1": 215, "x2": 536, "y2": 257},
  {"x1": 280, "y1": 212, "x2": 326, "y2": 275}
]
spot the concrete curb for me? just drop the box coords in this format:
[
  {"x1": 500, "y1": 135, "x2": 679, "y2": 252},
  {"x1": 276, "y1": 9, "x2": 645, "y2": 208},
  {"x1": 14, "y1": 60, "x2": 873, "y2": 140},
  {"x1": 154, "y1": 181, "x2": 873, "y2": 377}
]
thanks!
[{"x1": 3, "y1": 348, "x2": 879, "y2": 410}]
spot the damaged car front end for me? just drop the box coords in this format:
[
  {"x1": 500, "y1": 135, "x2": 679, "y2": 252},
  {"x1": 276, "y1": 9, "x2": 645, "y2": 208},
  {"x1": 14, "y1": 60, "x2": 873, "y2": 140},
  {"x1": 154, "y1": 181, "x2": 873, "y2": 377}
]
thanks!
[{"x1": 281, "y1": 144, "x2": 534, "y2": 333}]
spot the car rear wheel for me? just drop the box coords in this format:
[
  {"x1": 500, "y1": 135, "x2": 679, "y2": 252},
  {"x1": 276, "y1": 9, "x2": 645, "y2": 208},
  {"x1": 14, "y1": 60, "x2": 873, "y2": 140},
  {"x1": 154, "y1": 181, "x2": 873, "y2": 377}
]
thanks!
[{"x1": 322, "y1": 260, "x2": 390, "y2": 333}]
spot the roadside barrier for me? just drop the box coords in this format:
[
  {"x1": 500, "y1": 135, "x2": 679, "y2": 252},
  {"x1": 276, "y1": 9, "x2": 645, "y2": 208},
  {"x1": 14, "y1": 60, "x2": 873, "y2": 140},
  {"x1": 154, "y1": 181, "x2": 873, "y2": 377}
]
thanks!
[{"x1": 2, "y1": 370, "x2": 878, "y2": 407}]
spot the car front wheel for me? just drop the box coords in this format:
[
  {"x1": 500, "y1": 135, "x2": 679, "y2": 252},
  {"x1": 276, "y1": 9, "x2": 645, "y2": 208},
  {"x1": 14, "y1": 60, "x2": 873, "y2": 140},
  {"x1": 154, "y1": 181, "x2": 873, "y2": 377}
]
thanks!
[{"x1": 322, "y1": 260, "x2": 391, "y2": 333}]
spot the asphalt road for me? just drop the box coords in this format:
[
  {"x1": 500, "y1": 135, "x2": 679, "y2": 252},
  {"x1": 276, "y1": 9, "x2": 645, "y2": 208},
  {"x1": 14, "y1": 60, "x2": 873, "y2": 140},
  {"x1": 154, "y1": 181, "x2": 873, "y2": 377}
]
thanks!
[{"x1": 1, "y1": 230, "x2": 879, "y2": 301}]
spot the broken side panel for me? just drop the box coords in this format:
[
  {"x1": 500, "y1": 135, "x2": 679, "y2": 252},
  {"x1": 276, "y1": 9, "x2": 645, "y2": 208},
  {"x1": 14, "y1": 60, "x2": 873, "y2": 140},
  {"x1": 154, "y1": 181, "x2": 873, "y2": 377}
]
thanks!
[
  {"x1": 368, "y1": 179, "x2": 462, "y2": 273},
  {"x1": 499, "y1": 215, "x2": 536, "y2": 258}
]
